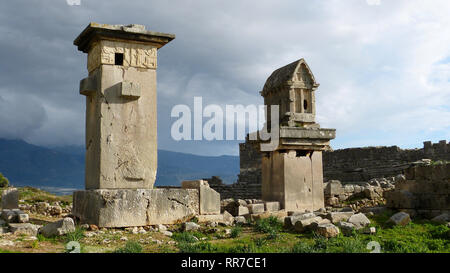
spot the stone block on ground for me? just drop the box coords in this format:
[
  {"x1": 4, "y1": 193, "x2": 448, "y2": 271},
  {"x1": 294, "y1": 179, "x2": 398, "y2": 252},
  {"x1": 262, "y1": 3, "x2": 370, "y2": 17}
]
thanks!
[
  {"x1": 309, "y1": 218, "x2": 331, "y2": 230},
  {"x1": 326, "y1": 212, "x2": 354, "y2": 224},
  {"x1": 431, "y1": 213, "x2": 449, "y2": 224},
  {"x1": 184, "y1": 222, "x2": 200, "y2": 232},
  {"x1": 294, "y1": 216, "x2": 322, "y2": 233},
  {"x1": 348, "y1": 213, "x2": 371, "y2": 229},
  {"x1": 196, "y1": 214, "x2": 224, "y2": 224},
  {"x1": 1, "y1": 188, "x2": 19, "y2": 209},
  {"x1": 248, "y1": 210, "x2": 287, "y2": 222},
  {"x1": 264, "y1": 202, "x2": 280, "y2": 212},
  {"x1": 222, "y1": 211, "x2": 235, "y2": 225},
  {"x1": 325, "y1": 197, "x2": 339, "y2": 206},
  {"x1": 8, "y1": 223, "x2": 40, "y2": 236},
  {"x1": 315, "y1": 223, "x2": 340, "y2": 238},
  {"x1": 247, "y1": 203, "x2": 265, "y2": 214},
  {"x1": 387, "y1": 212, "x2": 411, "y2": 226},
  {"x1": 337, "y1": 221, "x2": 355, "y2": 236},
  {"x1": 17, "y1": 213, "x2": 29, "y2": 223},
  {"x1": 236, "y1": 206, "x2": 250, "y2": 216},
  {"x1": 324, "y1": 180, "x2": 343, "y2": 196},
  {"x1": 234, "y1": 216, "x2": 246, "y2": 225},
  {"x1": 284, "y1": 212, "x2": 315, "y2": 229},
  {"x1": 1, "y1": 209, "x2": 16, "y2": 223},
  {"x1": 182, "y1": 180, "x2": 220, "y2": 215},
  {"x1": 72, "y1": 189, "x2": 199, "y2": 227},
  {"x1": 40, "y1": 217, "x2": 76, "y2": 237}
]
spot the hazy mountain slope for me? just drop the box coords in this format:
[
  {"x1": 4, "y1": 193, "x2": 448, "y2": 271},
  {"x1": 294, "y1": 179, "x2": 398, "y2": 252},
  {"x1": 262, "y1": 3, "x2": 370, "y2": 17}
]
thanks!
[{"x1": 0, "y1": 139, "x2": 239, "y2": 192}]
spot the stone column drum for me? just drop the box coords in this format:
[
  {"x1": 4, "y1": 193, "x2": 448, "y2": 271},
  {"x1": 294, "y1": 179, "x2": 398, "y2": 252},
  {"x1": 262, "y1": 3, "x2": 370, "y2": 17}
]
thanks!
[{"x1": 259, "y1": 59, "x2": 336, "y2": 212}]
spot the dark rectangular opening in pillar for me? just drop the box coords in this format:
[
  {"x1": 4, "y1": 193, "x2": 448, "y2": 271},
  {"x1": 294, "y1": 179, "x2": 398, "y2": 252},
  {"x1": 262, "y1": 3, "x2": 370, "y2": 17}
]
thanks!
[
  {"x1": 296, "y1": 150, "x2": 313, "y2": 157},
  {"x1": 115, "y1": 53, "x2": 124, "y2": 65}
]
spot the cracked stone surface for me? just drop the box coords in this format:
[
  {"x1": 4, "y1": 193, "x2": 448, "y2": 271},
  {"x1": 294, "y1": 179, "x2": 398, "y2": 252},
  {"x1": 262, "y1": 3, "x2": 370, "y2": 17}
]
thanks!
[{"x1": 73, "y1": 189, "x2": 199, "y2": 227}]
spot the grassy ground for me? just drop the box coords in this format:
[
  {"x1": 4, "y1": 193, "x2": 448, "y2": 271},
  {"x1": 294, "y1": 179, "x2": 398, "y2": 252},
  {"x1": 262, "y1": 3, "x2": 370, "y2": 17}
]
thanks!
[
  {"x1": 0, "y1": 187, "x2": 72, "y2": 205},
  {"x1": 0, "y1": 187, "x2": 448, "y2": 253},
  {"x1": 3, "y1": 211, "x2": 447, "y2": 253}
]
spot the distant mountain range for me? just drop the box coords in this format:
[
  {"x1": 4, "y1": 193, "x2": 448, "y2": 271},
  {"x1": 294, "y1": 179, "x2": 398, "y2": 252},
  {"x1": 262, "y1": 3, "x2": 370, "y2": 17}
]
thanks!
[{"x1": 0, "y1": 139, "x2": 239, "y2": 194}]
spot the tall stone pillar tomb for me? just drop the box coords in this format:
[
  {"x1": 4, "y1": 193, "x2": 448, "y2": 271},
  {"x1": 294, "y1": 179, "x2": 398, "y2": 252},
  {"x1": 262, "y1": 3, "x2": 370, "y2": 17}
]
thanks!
[
  {"x1": 74, "y1": 23, "x2": 174, "y2": 190},
  {"x1": 260, "y1": 59, "x2": 336, "y2": 212}
]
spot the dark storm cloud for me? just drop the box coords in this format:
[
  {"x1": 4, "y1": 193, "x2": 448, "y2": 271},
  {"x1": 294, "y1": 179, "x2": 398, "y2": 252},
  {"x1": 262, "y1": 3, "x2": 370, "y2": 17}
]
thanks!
[{"x1": 0, "y1": 0, "x2": 449, "y2": 154}]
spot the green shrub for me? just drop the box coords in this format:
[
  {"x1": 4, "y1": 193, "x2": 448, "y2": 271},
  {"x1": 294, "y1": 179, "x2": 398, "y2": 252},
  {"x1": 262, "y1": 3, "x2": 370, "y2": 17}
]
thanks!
[
  {"x1": 230, "y1": 226, "x2": 242, "y2": 238},
  {"x1": 254, "y1": 237, "x2": 266, "y2": 247},
  {"x1": 64, "y1": 227, "x2": 85, "y2": 243},
  {"x1": 254, "y1": 216, "x2": 283, "y2": 234},
  {"x1": 291, "y1": 241, "x2": 315, "y2": 253},
  {"x1": 0, "y1": 173, "x2": 9, "y2": 188},
  {"x1": 172, "y1": 232, "x2": 199, "y2": 244},
  {"x1": 178, "y1": 242, "x2": 218, "y2": 253},
  {"x1": 114, "y1": 241, "x2": 143, "y2": 253}
]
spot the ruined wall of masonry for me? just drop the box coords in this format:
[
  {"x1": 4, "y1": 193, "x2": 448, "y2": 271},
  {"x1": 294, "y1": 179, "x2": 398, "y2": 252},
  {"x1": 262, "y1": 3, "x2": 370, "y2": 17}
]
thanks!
[
  {"x1": 208, "y1": 140, "x2": 449, "y2": 200},
  {"x1": 385, "y1": 162, "x2": 450, "y2": 218},
  {"x1": 323, "y1": 140, "x2": 449, "y2": 182}
]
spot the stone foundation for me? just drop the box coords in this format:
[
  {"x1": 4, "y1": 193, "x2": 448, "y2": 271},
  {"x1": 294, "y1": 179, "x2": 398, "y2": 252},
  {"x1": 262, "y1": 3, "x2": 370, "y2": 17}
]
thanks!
[{"x1": 72, "y1": 188, "x2": 199, "y2": 227}]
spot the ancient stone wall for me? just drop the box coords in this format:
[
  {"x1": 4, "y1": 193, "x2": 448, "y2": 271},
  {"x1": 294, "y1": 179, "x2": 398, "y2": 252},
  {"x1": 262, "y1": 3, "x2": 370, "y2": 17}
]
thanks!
[
  {"x1": 385, "y1": 162, "x2": 450, "y2": 218},
  {"x1": 209, "y1": 140, "x2": 449, "y2": 200}
]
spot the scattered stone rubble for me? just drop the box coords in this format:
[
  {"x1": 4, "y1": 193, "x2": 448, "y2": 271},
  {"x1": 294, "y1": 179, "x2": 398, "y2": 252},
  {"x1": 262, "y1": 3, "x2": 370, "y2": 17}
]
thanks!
[{"x1": 19, "y1": 201, "x2": 71, "y2": 217}]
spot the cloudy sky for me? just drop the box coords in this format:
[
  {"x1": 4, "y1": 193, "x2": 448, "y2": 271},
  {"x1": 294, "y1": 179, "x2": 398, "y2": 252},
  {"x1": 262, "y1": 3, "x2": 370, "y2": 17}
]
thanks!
[{"x1": 0, "y1": 0, "x2": 449, "y2": 156}]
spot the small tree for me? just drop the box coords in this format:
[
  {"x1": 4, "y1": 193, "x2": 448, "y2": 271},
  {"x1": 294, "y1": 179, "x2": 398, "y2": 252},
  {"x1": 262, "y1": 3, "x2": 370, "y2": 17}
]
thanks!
[{"x1": 0, "y1": 173, "x2": 9, "y2": 188}]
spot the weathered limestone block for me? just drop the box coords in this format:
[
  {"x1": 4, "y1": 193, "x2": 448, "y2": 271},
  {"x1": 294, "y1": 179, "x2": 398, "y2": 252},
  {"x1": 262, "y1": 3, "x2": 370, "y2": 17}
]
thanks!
[
  {"x1": 8, "y1": 223, "x2": 40, "y2": 236},
  {"x1": 17, "y1": 213, "x2": 29, "y2": 223},
  {"x1": 337, "y1": 221, "x2": 355, "y2": 236},
  {"x1": 294, "y1": 216, "x2": 323, "y2": 232},
  {"x1": 247, "y1": 203, "x2": 265, "y2": 214},
  {"x1": 284, "y1": 212, "x2": 315, "y2": 229},
  {"x1": 72, "y1": 189, "x2": 198, "y2": 227},
  {"x1": 183, "y1": 222, "x2": 201, "y2": 232},
  {"x1": 315, "y1": 223, "x2": 339, "y2": 238},
  {"x1": 324, "y1": 180, "x2": 343, "y2": 196},
  {"x1": 262, "y1": 150, "x2": 326, "y2": 212},
  {"x1": 247, "y1": 210, "x2": 287, "y2": 222},
  {"x1": 222, "y1": 211, "x2": 235, "y2": 225},
  {"x1": 236, "y1": 206, "x2": 250, "y2": 216},
  {"x1": 326, "y1": 212, "x2": 354, "y2": 224},
  {"x1": 1, "y1": 209, "x2": 16, "y2": 222},
  {"x1": 348, "y1": 213, "x2": 371, "y2": 229},
  {"x1": 265, "y1": 201, "x2": 280, "y2": 212},
  {"x1": 182, "y1": 180, "x2": 220, "y2": 215},
  {"x1": 325, "y1": 196, "x2": 339, "y2": 206},
  {"x1": 40, "y1": 218, "x2": 76, "y2": 237},
  {"x1": 196, "y1": 214, "x2": 224, "y2": 223},
  {"x1": 387, "y1": 212, "x2": 411, "y2": 226},
  {"x1": 234, "y1": 216, "x2": 246, "y2": 224},
  {"x1": 1, "y1": 188, "x2": 19, "y2": 209},
  {"x1": 431, "y1": 213, "x2": 449, "y2": 224}
]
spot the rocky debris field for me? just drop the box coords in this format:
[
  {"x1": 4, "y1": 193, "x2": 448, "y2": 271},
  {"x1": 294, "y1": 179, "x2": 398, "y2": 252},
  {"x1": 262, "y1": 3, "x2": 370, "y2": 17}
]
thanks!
[{"x1": 0, "y1": 184, "x2": 449, "y2": 253}]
